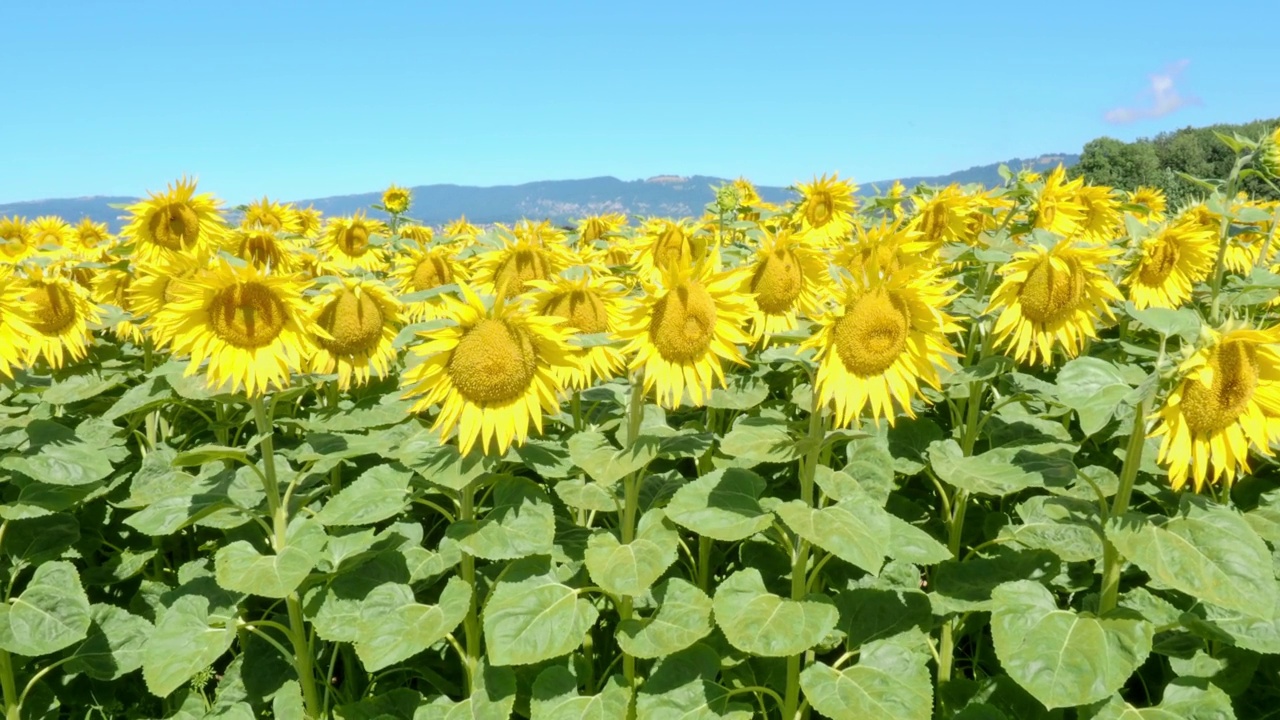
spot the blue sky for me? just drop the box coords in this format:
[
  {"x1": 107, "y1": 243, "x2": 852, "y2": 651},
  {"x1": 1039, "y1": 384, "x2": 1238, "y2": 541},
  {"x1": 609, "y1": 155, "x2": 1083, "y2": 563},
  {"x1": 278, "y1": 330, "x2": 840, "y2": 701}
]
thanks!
[{"x1": 2, "y1": 0, "x2": 1275, "y2": 204}]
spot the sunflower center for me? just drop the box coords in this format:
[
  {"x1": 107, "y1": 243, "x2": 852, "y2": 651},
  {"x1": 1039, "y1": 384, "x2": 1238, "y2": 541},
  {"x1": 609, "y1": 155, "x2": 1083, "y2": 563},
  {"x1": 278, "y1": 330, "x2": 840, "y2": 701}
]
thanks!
[
  {"x1": 493, "y1": 249, "x2": 549, "y2": 297},
  {"x1": 1018, "y1": 258, "x2": 1083, "y2": 323},
  {"x1": 544, "y1": 290, "x2": 609, "y2": 334},
  {"x1": 411, "y1": 256, "x2": 452, "y2": 291},
  {"x1": 240, "y1": 232, "x2": 283, "y2": 268},
  {"x1": 1182, "y1": 340, "x2": 1259, "y2": 435},
  {"x1": 447, "y1": 319, "x2": 537, "y2": 404},
  {"x1": 834, "y1": 291, "x2": 910, "y2": 377},
  {"x1": 1138, "y1": 239, "x2": 1180, "y2": 285},
  {"x1": 316, "y1": 289, "x2": 384, "y2": 356},
  {"x1": 649, "y1": 281, "x2": 717, "y2": 363},
  {"x1": 147, "y1": 202, "x2": 201, "y2": 251},
  {"x1": 29, "y1": 283, "x2": 77, "y2": 336},
  {"x1": 208, "y1": 282, "x2": 288, "y2": 349},
  {"x1": 750, "y1": 249, "x2": 803, "y2": 314},
  {"x1": 654, "y1": 231, "x2": 689, "y2": 272},
  {"x1": 338, "y1": 225, "x2": 370, "y2": 256},
  {"x1": 806, "y1": 192, "x2": 833, "y2": 227}
]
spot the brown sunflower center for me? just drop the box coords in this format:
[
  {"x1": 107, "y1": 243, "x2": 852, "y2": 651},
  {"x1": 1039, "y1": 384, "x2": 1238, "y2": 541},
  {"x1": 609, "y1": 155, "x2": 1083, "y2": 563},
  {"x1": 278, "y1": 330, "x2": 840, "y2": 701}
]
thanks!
[
  {"x1": 447, "y1": 318, "x2": 537, "y2": 404},
  {"x1": 834, "y1": 290, "x2": 910, "y2": 377},
  {"x1": 750, "y1": 248, "x2": 803, "y2": 314},
  {"x1": 337, "y1": 224, "x2": 370, "y2": 257},
  {"x1": 1181, "y1": 340, "x2": 1259, "y2": 435},
  {"x1": 806, "y1": 192, "x2": 833, "y2": 227},
  {"x1": 411, "y1": 255, "x2": 453, "y2": 291},
  {"x1": 316, "y1": 289, "x2": 384, "y2": 356},
  {"x1": 147, "y1": 202, "x2": 201, "y2": 251},
  {"x1": 1018, "y1": 257, "x2": 1084, "y2": 323},
  {"x1": 29, "y1": 283, "x2": 77, "y2": 336},
  {"x1": 239, "y1": 231, "x2": 284, "y2": 268},
  {"x1": 1138, "y1": 238, "x2": 1180, "y2": 285},
  {"x1": 208, "y1": 282, "x2": 288, "y2": 349},
  {"x1": 492, "y1": 249, "x2": 549, "y2": 297},
  {"x1": 649, "y1": 281, "x2": 717, "y2": 363},
  {"x1": 544, "y1": 289, "x2": 609, "y2": 334}
]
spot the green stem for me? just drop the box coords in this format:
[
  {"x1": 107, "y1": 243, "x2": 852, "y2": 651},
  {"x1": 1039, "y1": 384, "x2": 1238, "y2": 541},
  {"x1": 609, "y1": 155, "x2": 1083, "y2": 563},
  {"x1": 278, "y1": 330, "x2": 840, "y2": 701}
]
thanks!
[
  {"x1": 619, "y1": 374, "x2": 646, "y2": 718},
  {"x1": 1098, "y1": 399, "x2": 1148, "y2": 615},
  {"x1": 783, "y1": 384, "x2": 825, "y2": 720},
  {"x1": 1210, "y1": 158, "x2": 1248, "y2": 323},
  {"x1": 458, "y1": 483, "x2": 481, "y2": 689},
  {"x1": 697, "y1": 536, "x2": 712, "y2": 593},
  {"x1": 0, "y1": 649, "x2": 18, "y2": 720},
  {"x1": 572, "y1": 391, "x2": 583, "y2": 432}
]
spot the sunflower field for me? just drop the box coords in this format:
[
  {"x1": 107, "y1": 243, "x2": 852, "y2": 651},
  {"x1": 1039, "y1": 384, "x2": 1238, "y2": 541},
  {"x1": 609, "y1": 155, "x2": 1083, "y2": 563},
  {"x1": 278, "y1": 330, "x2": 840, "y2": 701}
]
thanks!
[{"x1": 2, "y1": 128, "x2": 1280, "y2": 720}]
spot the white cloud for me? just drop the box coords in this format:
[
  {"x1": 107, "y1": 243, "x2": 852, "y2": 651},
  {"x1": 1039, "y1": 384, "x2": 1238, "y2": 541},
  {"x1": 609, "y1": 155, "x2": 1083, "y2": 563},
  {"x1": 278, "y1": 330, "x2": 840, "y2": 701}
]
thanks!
[{"x1": 1104, "y1": 60, "x2": 1202, "y2": 124}]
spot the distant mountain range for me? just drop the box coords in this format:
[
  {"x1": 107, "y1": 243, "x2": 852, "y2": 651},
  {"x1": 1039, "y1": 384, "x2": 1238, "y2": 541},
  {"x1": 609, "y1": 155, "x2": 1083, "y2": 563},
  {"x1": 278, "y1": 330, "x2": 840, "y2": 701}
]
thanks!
[{"x1": 0, "y1": 153, "x2": 1079, "y2": 232}]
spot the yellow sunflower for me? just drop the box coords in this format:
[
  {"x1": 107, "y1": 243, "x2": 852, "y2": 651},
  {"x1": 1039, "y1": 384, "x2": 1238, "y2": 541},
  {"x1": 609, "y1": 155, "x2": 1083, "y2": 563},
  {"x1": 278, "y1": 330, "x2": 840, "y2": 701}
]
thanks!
[
  {"x1": 310, "y1": 278, "x2": 402, "y2": 391},
  {"x1": 740, "y1": 228, "x2": 829, "y2": 345},
  {"x1": 128, "y1": 252, "x2": 208, "y2": 348},
  {"x1": 910, "y1": 185, "x2": 978, "y2": 250},
  {"x1": 834, "y1": 216, "x2": 931, "y2": 283},
  {"x1": 0, "y1": 269, "x2": 36, "y2": 378},
  {"x1": 1259, "y1": 126, "x2": 1280, "y2": 178},
  {"x1": 91, "y1": 266, "x2": 145, "y2": 345},
  {"x1": 296, "y1": 206, "x2": 323, "y2": 238},
  {"x1": 793, "y1": 173, "x2": 858, "y2": 246},
  {"x1": 616, "y1": 251, "x2": 753, "y2": 408},
  {"x1": 634, "y1": 218, "x2": 705, "y2": 282},
  {"x1": 1124, "y1": 220, "x2": 1217, "y2": 310},
  {"x1": 391, "y1": 244, "x2": 470, "y2": 321},
  {"x1": 528, "y1": 273, "x2": 628, "y2": 389},
  {"x1": 802, "y1": 264, "x2": 960, "y2": 427},
  {"x1": 576, "y1": 213, "x2": 627, "y2": 245},
  {"x1": 19, "y1": 265, "x2": 104, "y2": 370},
  {"x1": 1032, "y1": 165, "x2": 1086, "y2": 239},
  {"x1": 399, "y1": 224, "x2": 435, "y2": 245},
  {"x1": 227, "y1": 228, "x2": 302, "y2": 272},
  {"x1": 317, "y1": 212, "x2": 390, "y2": 273},
  {"x1": 121, "y1": 177, "x2": 227, "y2": 263},
  {"x1": 241, "y1": 196, "x2": 303, "y2": 235},
  {"x1": 28, "y1": 216, "x2": 76, "y2": 259},
  {"x1": 1074, "y1": 185, "x2": 1123, "y2": 243},
  {"x1": 988, "y1": 240, "x2": 1122, "y2": 366},
  {"x1": 400, "y1": 282, "x2": 577, "y2": 456},
  {"x1": 0, "y1": 216, "x2": 35, "y2": 263},
  {"x1": 443, "y1": 216, "x2": 481, "y2": 245},
  {"x1": 382, "y1": 184, "x2": 412, "y2": 215},
  {"x1": 1127, "y1": 187, "x2": 1167, "y2": 223},
  {"x1": 73, "y1": 218, "x2": 114, "y2": 260},
  {"x1": 1152, "y1": 325, "x2": 1280, "y2": 492},
  {"x1": 471, "y1": 229, "x2": 574, "y2": 301},
  {"x1": 156, "y1": 259, "x2": 315, "y2": 395}
]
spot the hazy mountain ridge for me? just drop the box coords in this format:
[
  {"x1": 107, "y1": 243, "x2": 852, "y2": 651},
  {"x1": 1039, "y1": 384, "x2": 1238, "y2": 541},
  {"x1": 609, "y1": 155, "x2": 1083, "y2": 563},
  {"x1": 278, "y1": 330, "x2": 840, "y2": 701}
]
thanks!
[{"x1": 0, "y1": 154, "x2": 1079, "y2": 232}]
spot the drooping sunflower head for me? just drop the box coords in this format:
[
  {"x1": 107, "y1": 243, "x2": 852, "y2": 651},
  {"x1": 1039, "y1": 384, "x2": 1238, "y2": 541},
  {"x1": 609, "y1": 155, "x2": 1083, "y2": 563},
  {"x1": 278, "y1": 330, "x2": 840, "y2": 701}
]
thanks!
[
  {"x1": 1259, "y1": 126, "x2": 1280, "y2": 179},
  {"x1": 400, "y1": 282, "x2": 577, "y2": 456},
  {"x1": 910, "y1": 185, "x2": 978, "y2": 249},
  {"x1": 792, "y1": 173, "x2": 858, "y2": 245},
  {"x1": 391, "y1": 244, "x2": 471, "y2": 321},
  {"x1": 1073, "y1": 184, "x2": 1123, "y2": 243},
  {"x1": 90, "y1": 265, "x2": 144, "y2": 345},
  {"x1": 122, "y1": 176, "x2": 228, "y2": 263},
  {"x1": 382, "y1": 184, "x2": 412, "y2": 215},
  {"x1": 296, "y1": 206, "x2": 323, "y2": 238},
  {"x1": 471, "y1": 230, "x2": 573, "y2": 301},
  {"x1": 241, "y1": 196, "x2": 303, "y2": 235},
  {"x1": 1032, "y1": 165, "x2": 1087, "y2": 239},
  {"x1": 0, "y1": 216, "x2": 34, "y2": 263},
  {"x1": 1124, "y1": 219, "x2": 1217, "y2": 310},
  {"x1": 835, "y1": 216, "x2": 930, "y2": 284},
  {"x1": 228, "y1": 228, "x2": 302, "y2": 272},
  {"x1": 73, "y1": 218, "x2": 114, "y2": 259},
  {"x1": 310, "y1": 278, "x2": 402, "y2": 391},
  {"x1": 1127, "y1": 186, "x2": 1168, "y2": 223},
  {"x1": 443, "y1": 215, "x2": 481, "y2": 245},
  {"x1": 398, "y1": 224, "x2": 435, "y2": 246},
  {"x1": 1153, "y1": 325, "x2": 1280, "y2": 492},
  {"x1": 988, "y1": 240, "x2": 1123, "y2": 366},
  {"x1": 528, "y1": 273, "x2": 628, "y2": 389},
  {"x1": 156, "y1": 259, "x2": 316, "y2": 396},
  {"x1": 740, "y1": 227, "x2": 830, "y2": 345},
  {"x1": 29, "y1": 216, "x2": 76, "y2": 255},
  {"x1": 18, "y1": 264, "x2": 104, "y2": 370},
  {"x1": 318, "y1": 212, "x2": 390, "y2": 273},
  {"x1": 0, "y1": 268, "x2": 36, "y2": 378},
  {"x1": 617, "y1": 252, "x2": 753, "y2": 408},
  {"x1": 129, "y1": 251, "x2": 210, "y2": 349},
  {"x1": 802, "y1": 266, "x2": 961, "y2": 427},
  {"x1": 576, "y1": 213, "x2": 627, "y2": 245},
  {"x1": 634, "y1": 218, "x2": 705, "y2": 281}
]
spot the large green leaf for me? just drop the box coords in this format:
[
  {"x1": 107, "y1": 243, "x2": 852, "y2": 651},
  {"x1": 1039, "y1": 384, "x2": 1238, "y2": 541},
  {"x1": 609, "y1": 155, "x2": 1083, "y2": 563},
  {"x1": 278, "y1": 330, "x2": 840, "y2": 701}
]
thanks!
[
  {"x1": 2, "y1": 419, "x2": 126, "y2": 486},
  {"x1": 0, "y1": 560, "x2": 92, "y2": 656},
  {"x1": 64, "y1": 604, "x2": 153, "y2": 681},
  {"x1": 1002, "y1": 496, "x2": 1105, "y2": 563},
  {"x1": 665, "y1": 468, "x2": 773, "y2": 542},
  {"x1": 617, "y1": 578, "x2": 714, "y2": 659},
  {"x1": 351, "y1": 578, "x2": 470, "y2": 672},
  {"x1": 1086, "y1": 679, "x2": 1235, "y2": 719},
  {"x1": 395, "y1": 432, "x2": 489, "y2": 491},
  {"x1": 415, "y1": 662, "x2": 517, "y2": 720},
  {"x1": 531, "y1": 666, "x2": 629, "y2": 720},
  {"x1": 0, "y1": 513, "x2": 79, "y2": 563},
  {"x1": 315, "y1": 464, "x2": 413, "y2": 527},
  {"x1": 569, "y1": 430, "x2": 658, "y2": 487},
  {"x1": 712, "y1": 568, "x2": 838, "y2": 657},
  {"x1": 772, "y1": 497, "x2": 890, "y2": 575},
  {"x1": 483, "y1": 574, "x2": 599, "y2": 666},
  {"x1": 990, "y1": 580, "x2": 1152, "y2": 709},
  {"x1": 1107, "y1": 497, "x2": 1278, "y2": 617},
  {"x1": 635, "y1": 643, "x2": 753, "y2": 720},
  {"x1": 799, "y1": 632, "x2": 933, "y2": 720},
  {"x1": 886, "y1": 516, "x2": 951, "y2": 565},
  {"x1": 1055, "y1": 357, "x2": 1134, "y2": 437},
  {"x1": 585, "y1": 509, "x2": 679, "y2": 597},
  {"x1": 142, "y1": 594, "x2": 237, "y2": 697},
  {"x1": 930, "y1": 549, "x2": 1061, "y2": 615},
  {"x1": 447, "y1": 476, "x2": 556, "y2": 561},
  {"x1": 930, "y1": 440, "x2": 1073, "y2": 496},
  {"x1": 716, "y1": 416, "x2": 800, "y2": 468},
  {"x1": 836, "y1": 588, "x2": 932, "y2": 649},
  {"x1": 214, "y1": 519, "x2": 319, "y2": 599}
]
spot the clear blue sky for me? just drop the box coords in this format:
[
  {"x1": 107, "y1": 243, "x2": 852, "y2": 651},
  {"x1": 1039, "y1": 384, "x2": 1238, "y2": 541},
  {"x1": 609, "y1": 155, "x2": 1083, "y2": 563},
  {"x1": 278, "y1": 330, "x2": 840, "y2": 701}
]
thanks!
[{"x1": 2, "y1": 0, "x2": 1275, "y2": 204}]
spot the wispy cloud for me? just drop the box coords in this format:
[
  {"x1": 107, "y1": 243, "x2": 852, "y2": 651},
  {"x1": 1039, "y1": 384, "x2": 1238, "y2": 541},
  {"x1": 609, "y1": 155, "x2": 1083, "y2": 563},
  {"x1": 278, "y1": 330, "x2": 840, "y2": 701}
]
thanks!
[{"x1": 1104, "y1": 60, "x2": 1202, "y2": 124}]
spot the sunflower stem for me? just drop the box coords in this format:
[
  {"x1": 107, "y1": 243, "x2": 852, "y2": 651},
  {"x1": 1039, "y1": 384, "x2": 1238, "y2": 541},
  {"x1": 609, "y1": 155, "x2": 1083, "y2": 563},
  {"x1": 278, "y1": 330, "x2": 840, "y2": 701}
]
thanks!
[
  {"x1": 0, "y1": 648, "x2": 18, "y2": 720},
  {"x1": 458, "y1": 482, "x2": 481, "y2": 691},
  {"x1": 250, "y1": 395, "x2": 322, "y2": 719},
  {"x1": 1209, "y1": 156, "x2": 1248, "y2": 324},
  {"x1": 1099, "y1": 396, "x2": 1149, "y2": 615},
  {"x1": 618, "y1": 373, "x2": 646, "y2": 719},
  {"x1": 783, "y1": 383, "x2": 825, "y2": 720}
]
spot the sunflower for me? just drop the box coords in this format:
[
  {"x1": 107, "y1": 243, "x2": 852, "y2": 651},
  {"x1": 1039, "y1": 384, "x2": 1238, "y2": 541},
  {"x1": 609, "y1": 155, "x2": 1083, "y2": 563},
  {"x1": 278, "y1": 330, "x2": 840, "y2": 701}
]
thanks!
[
  {"x1": 317, "y1": 212, "x2": 390, "y2": 273},
  {"x1": 28, "y1": 216, "x2": 76, "y2": 253},
  {"x1": 1152, "y1": 325, "x2": 1280, "y2": 492},
  {"x1": 296, "y1": 206, "x2": 323, "y2": 238},
  {"x1": 910, "y1": 185, "x2": 978, "y2": 250},
  {"x1": 988, "y1": 240, "x2": 1122, "y2": 366},
  {"x1": 443, "y1": 216, "x2": 481, "y2": 245},
  {"x1": 834, "y1": 216, "x2": 931, "y2": 283},
  {"x1": 391, "y1": 244, "x2": 470, "y2": 321},
  {"x1": 793, "y1": 173, "x2": 858, "y2": 246},
  {"x1": 528, "y1": 273, "x2": 628, "y2": 389},
  {"x1": 0, "y1": 216, "x2": 34, "y2": 263},
  {"x1": 156, "y1": 259, "x2": 315, "y2": 395},
  {"x1": 400, "y1": 283, "x2": 577, "y2": 456},
  {"x1": 740, "y1": 228, "x2": 829, "y2": 345},
  {"x1": 129, "y1": 252, "x2": 208, "y2": 348},
  {"x1": 19, "y1": 265, "x2": 103, "y2": 370},
  {"x1": 1259, "y1": 126, "x2": 1280, "y2": 179},
  {"x1": 576, "y1": 213, "x2": 627, "y2": 245},
  {"x1": 121, "y1": 177, "x2": 227, "y2": 263},
  {"x1": 0, "y1": 269, "x2": 36, "y2": 377},
  {"x1": 617, "y1": 251, "x2": 753, "y2": 408},
  {"x1": 382, "y1": 184, "x2": 412, "y2": 215},
  {"x1": 241, "y1": 196, "x2": 303, "y2": 235},
  {"x1": 471, "y1": 229, "x2": 574, "y2": 301},
  {"x1": 1127, "y1": 187, "x2": 1168, "y2": 223},
  {"x1": 1074, "y1": 185, "x2": 1123, "y2": 243},
  {"x1": 633, "y1": 218, "x2": 705, "y2": 282},
  {"x1": 73, "y1": 218, "x2": 114, "y2": 260},
  {"x1": 1032, "y1": 165, "x2": 1086, "y2": 239},
  {"x1": 310, "y1": 278, "x2": 402, "y2": 391},
  {"x1": 1124, "y1": 220, "x2": 1217, "y2": 309},
  {"x1": 91, "y1": 266, "x2": 145, "y2": 345},
  {"x1": 228, "y1": 228, "x2": 302, "y2": 272},
  {"x1": 802, "y1": 264, "x2": 960, "y2": 427},
  {"x1": 399, "y1": 224, "x2": 435, "y2": 245}
]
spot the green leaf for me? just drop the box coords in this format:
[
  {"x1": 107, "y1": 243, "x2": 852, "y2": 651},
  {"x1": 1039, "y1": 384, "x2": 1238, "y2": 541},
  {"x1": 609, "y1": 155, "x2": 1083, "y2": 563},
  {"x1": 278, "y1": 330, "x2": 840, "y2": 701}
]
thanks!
[
  {"x1": 835, "y1": 588, "x2": 932, "y2": 648},
  {"x1": 717, "y1": 416, "x2": 799, "y2": 467},
  {"x1": 1107, "y1": 498, "x2": 1278, "y2": 617},
  {"x1": 43, "y1": 372, "x2": 125, "y2": 405},
  {"x1": 930, "y1": 440, "x2": 1073, "y2": 496},
  {"x1": 214, "y1": 520, "x2": 322, "y2": 598},
  {"x1": 396, "y1": 433, "x2": 488, "y2": 490},
  {"x1": 635, "y1": 643, "x2": 754, "y2": 720},
  {"x1": 1121, "y1": 304, "x2": 1202, "y2": 341},
  {"x1": 990, "y1": 580, "x2": 1152, "y2": 709},
  {"x1": 0, "y1": 560, "x2": 92, "y2": 656},
  {"x1": 1181, "y1": 592, "x2": 1280, "y2": 654},
  {"x1": 0, "y1": 513, "x2": 78, "y2": 563},
  {"x1": 712, "y1": 568, "x2": 838, "y2": 657},
  {"x1": 64, "y1": 604, "x2": 153, "y2": 680},
  {"x1": 531, "y1": 666, "x2": 630, "y2": 720},
  {"x1": 568, "y1": 431, "x2": 658, "y2": 487},
  {"x1": 447, "y1": 477, "x2": 556, "y2": 561},
  {"x1": 1, "y1": 419, "x2": 125, "y2": 486},
  {"x1": 842, "y1": 438, "x2": 896, "y2": 504},
  {"x1": 930, "y1": 549, "x2": 1061, "y2": 614},
  {"x1": 171, "y1": 444, "x2": 250, "y2": 467},
  {"x1": 315, "y1": 465, "x2": 413, "y2": 527},
  {"x1": 665, "y1": 468, "x2": 773, "y2": 542},
  {"x1": 616, "y1": 578, "x2": 714, "y2": 659},
  {"x1": 885, "y1": 516, "x2": 952, "y2": 565},
  {"x1": 799, "y1": 632, "x2": 933, "y2": 720},
  {"x1": 104, "y1": 374, "x2": 173, "y2": 420},
  {"x1": 584, "y1": 509, "x2": 679, "y2": 597},
  {"x1": 415, "y1": 662, "x2": 516, "y2": 720},
  {"x1": 1085, "y1": 679, "x2": 1234, "y2": 719},
  {"x1": 351, "y1": 577, "x2": 470, "y2": 672},
  {"x1": 514, "y1": 440, "x2": 576, "y2": 479},
  {"x1": 142, "y1": 594, "x2": 237, "y2": 697},
  {"x1": 335, "y1": 688, "x2": 424, "y2": 720},
  {"x1": 772, "y1": 497, "x2": 891, "y2": 575},
  {"x1": 554, "y1": 478, "x2": 618, "y2": 513},
  {"x1": 706, "y1": 374, "x2": 769, "y2": 411},
  {"x1": 483, "y1": 574, "x2": 599, "y2": 666},
  {"x1": 1001, "y1": 496, "x2": 1104, "y2": 563}
]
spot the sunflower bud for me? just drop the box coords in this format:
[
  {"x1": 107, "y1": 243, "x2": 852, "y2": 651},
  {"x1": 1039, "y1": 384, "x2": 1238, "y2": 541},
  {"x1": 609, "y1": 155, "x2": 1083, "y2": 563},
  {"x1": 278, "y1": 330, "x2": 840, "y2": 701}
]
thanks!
[{"x1": 1259, "y1": 127, "x2": 1280, "y2": 178}]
